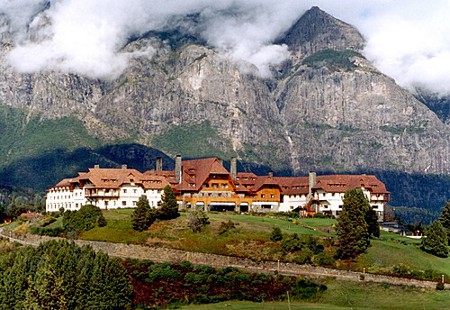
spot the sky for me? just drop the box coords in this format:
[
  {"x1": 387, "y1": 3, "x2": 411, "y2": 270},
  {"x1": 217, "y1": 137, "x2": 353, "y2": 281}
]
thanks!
[{"x1": 0, "y1": 0, "x2": 449, "y2": 95}]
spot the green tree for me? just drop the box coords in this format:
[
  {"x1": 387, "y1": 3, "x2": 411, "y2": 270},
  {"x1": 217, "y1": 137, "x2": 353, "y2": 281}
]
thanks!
[
  {"x1": 336, "y1": 188, "x2": 370, "y2": 259},
  {"x1": 157, "y1": 185, "x2": 179, "y2": 220},
  {"x1": 132, "y1": 195, "x2": 155, "y2": 232},
  {"x1": 365, "y1": 208, "x2": 380, "y2": 238},
  {"x1": 439, "y1": 200, "x2": 450, "y2": 245},
  {"x1": 269, "y1": 227, "x2": 283, "y2": 242},
  {"x1": 0, "y1": 241, "x2": 133, "y2": 309},
  {"x1": 421, "y1": 221, "x2": 448, "y2": 258},
  {"x1": 63, "y1": 205, "x2": 106, "y2": 234}
]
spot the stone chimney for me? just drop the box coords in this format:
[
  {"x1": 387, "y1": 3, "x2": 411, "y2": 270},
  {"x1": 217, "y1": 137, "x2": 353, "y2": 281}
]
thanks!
[
  {"x1": 175, "y1": 155, "x2": 182, "y2": 184},
  {"x1": 94, "y1": 164, "x2": 100, "y2": 169},
  {"x1": 156, "y1": 157, "x2": 163, "y2": 171},
  {"x1": 230, "y1": 157, "x2": 237, "y2": 180},
  {"x1": 268, "y1": 171, "x2": 273, "y2": 178},
  {"x1": 308, "y1": 171, "x2": 317, "y2": 197},
  {"x1": 121, "y1": 164, "x2": 127, "y2": 169}
]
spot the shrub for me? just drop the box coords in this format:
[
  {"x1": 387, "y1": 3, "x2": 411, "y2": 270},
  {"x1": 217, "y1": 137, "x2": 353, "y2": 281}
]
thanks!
[
  {"x1": 218, "y1": 220, "x2": 237, "y2": 235},
  {"x1": 436, "y1": 282, "x2": 445, "y2": 290},
  {"x1": 188, "y1": 210, "x2": 210, "y2": 233},
  {"x1": 63, "y1": 205, "x2": 107, "y2": 233},
  {"x1": 270, "y1": 227, "x2": 283, "y2": 242}
]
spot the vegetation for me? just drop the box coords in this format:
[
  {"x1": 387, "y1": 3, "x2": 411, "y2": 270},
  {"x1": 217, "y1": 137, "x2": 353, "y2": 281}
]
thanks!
[
  {"x1": 188, "y1": 210, "x2": 210, "y2": 233},
  {"x1": 125, "y1": 260, "x2": 326, "y2": 308},
  {"x1": 302, "y1": 49, "x2": 364, "y2": 71},
  {"x1": 152, "y1": 121, "x2": 235, "y2": 159},
  {"x1": 62, "y1": 204, "x2": 107, "y2": 235},
  {"x1": 132, "y1": 195, "x2": 156, "y2": 231},
  {"x1": 439, "y1": 200, "x2": 450, "y2": 245},
  {"x1": 0, "y1": 240, "x2": 133, "y2": 309},
  {"x1": 336, "y1": 189, "x2": 370, "y2": 259},
  {"x1": 421, "y1": 221, "x2": 448, "y2": 257},
  {"x1": 157, "y1": 185, "x2": 180, "y2": 220}
]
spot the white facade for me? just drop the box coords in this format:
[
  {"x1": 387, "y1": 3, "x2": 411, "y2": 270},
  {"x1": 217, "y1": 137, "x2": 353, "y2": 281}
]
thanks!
[
  {"x1": 279, "y1": 194, "x2": 309, "y2": 212},
  {"x1": 45, "y1": 168, "x2": 168, "y2": 213}
]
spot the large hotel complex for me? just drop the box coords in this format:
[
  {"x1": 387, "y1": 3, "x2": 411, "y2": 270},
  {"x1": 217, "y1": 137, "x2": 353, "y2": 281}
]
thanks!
[{"x1": 46, "y1": 156, "x2": 390, "y2": 219}]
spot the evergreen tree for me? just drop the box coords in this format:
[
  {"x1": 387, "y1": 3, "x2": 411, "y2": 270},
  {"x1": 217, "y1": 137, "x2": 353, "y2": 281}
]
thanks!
[
  {"x1": 365, "y1": 208, "x2": 380, "y2": 238},
  {"x1": 421, "y1": 221, "x2": 448, "y2": 257},
  {"x1": 336, "y1": 188, "x2": 370, "y2": 259},
  {"x1": 270, "y1": 227, "x2": 283, "y2": 242},
  {"x1": 157, "y1": 185, "x2": 179, "y2": 220},
  {"x1": 439, "y1": 200, "x2": 450, "y2": 245},
  {"x1": 132, "y1": 195, "x2": 153, "y2": 231}
]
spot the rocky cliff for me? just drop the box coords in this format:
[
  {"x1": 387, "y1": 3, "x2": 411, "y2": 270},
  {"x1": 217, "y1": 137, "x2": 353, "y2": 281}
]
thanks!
[{"x1": 0, "y1": 6, "x2": 449, "y2": 175}]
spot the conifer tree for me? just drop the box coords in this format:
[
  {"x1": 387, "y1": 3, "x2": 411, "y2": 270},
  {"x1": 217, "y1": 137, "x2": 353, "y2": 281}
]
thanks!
[
  {"x1": 421, "y1": 221, "x2": 448, "y2": 257},
  {"x1": 336, "y1": 188, "x2": 370, "y2": 259},
  {"x1": 132, "y1": 195, "x2": 154, "y2": 231},
  {"x1": 439, "y1": 200, "x2": 450, "y2": 245},
  {"x1": 157, "y1": 185, "x2": 179, "y2": 220}
]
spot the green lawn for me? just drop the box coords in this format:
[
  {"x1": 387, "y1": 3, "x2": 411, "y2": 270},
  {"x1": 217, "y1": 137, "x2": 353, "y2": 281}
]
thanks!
[
  {"x1": 357, "y1": 232, "x2": 450, "y2": 277},
  {"x1": 80, "y1": 208, "x2": 149, "y2": 243},
  {"x1": 181, "y1": 280, "x2": 450, "y2": 310}
]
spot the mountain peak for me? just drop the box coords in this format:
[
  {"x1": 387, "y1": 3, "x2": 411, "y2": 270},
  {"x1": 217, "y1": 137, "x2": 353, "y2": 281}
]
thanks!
[{"x1": 277, "y1": 6, "x2": 365, "y2": 57}]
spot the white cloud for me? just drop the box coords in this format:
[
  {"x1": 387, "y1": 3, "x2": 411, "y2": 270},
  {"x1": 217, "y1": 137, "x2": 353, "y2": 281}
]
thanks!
[{"x1": 1, "y1": 0, "x2": 450, "y2": 94}]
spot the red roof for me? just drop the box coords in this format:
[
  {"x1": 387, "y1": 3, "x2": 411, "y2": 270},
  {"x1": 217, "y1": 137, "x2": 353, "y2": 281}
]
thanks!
[
  {"x1": 273, "y1": 176, "x2": 310, "y2": 195},
  {"x1": 313, "y1": 174, "x2": 389, "y2": 194},
  {"x1": 177, "y1": 157, "x2": 231, "y2": 191}
]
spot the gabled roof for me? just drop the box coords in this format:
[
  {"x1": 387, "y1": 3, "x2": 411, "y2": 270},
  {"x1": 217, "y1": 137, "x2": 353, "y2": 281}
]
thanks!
[
  {"x1": 251, "y1": 176, "x2": 281, "y2": 192},
  {"x1": 273, "y1": 176, "x2": 310, "y2": 195},
  {"x1": 313, "y1": 174, "x2": 389, "y2": 194},
  {"x1": 178, "y1": 157, "x2": 231, "y2": 191},
  {"x1": 76, "y1": 167, "x2": 144, "y2": 189}
]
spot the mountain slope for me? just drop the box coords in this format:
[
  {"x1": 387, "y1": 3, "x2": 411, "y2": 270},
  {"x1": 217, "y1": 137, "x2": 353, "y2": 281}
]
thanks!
[{"x1": 0, "y1": 6, "x2": 450, "y2": 196}]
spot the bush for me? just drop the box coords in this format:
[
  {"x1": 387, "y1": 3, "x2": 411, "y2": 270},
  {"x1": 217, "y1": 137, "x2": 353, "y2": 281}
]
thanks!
[
  {"x1": 188, "y1": 211, "x2": 210, "y2": 233},
  {"x1": 436, "y1": 282, "x2": 445, "y2": 290},
  {"x1": 63, "y1": 205, "x2": 107, "y2": 233},
  {"x1": 218, "y1": 220, "x2": 237, "y2": 235},
  {"x1": 270, "y1": 227, "x2": 283, "y2": 242}
]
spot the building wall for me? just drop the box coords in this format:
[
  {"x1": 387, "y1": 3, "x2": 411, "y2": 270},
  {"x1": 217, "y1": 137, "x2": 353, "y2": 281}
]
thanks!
[{"x1": 279, "y1": 194, "x2": 309, "y2": 212}]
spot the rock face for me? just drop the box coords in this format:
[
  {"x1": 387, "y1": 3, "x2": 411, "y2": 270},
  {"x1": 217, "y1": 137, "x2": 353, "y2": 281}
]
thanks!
[{"x1": 0, "y1": 6, "x2": 449, "y2": 175}]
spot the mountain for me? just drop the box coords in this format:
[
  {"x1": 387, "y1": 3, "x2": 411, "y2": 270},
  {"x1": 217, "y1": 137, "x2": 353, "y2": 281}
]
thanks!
[{"x1": 0, "y1": 6, "x2": 450, "y2": 215}]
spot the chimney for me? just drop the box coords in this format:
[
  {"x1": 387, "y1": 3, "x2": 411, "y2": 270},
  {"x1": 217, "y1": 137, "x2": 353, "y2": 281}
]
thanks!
[
  {"x1": 156, "y1": 157, "x2": 163, "y2": 172},
  {"x1": 175, "y1": 155, "x2": 182, "y2": 184},
  {"x1": 94, "y1": 164, "x2": 100, "y2": 169},
  {"x1": 230, "y1": 157, "x2": 237, "y2": 180},
  {"x1": 268, "y1": 171, "x2": 273, "y2": 178},
  {"x1": 308, "y1": 171, "x2": 316, "y2": 197},
  {"x1": 122, "y1": 164, "x2": 127, "y2": 169}
]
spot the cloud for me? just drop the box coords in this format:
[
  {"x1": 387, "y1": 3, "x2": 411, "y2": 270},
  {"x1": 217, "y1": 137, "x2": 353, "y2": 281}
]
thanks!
[{"x1": 1, "y1": 0, "x2": 450, "y2": 94}]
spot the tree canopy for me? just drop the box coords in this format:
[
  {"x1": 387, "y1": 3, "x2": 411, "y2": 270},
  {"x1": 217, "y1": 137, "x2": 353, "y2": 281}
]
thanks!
[
  {"x1": 0, "y1": 240, "x2": 133, "y2": 309},
  {"x1": 157, "y1": 185, "x2": 179, "y2": 220},
  {"x1": 421, "y1": 221, "x2": 448, "y2": 258},
  {"x1": 132, "y1": 195, "x2": 156, "y2": 231},
  {"x1": 439, "y1": 200, "x2": 450, "y2": 245},
  {"x1": 336, "y1": 188, "x2": 370, "y2": 259}
]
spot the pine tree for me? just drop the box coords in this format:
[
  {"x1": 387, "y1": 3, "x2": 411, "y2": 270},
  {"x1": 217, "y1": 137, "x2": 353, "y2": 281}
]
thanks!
[
  {"x1": 132, "y1": 195, "x2": 152, "y2": 231},
  {"x1": 336, "y1": 188, "x2": 370, "y2": 259},
  {"x1": 421, "y1": 221, "x2": 448, "y2": 257},
  {"x1": 439, "y1": 200, "x2": 450, "y2": 245},
  {"x1": 157, "y1": 185, "x2": 179, "y2": 220}
]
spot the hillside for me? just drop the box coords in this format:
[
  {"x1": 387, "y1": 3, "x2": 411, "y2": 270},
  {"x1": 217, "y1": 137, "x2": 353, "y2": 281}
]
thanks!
[{"x1": 0, "y1": 6, "x2": 450, "y2": 216}]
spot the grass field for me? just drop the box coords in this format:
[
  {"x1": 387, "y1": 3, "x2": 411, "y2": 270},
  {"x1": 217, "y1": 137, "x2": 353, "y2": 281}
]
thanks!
[
  {"x1": 357, "y1": 233, "x2": 450, "y2": 277},
  {"x1": 180, "y1": 280, "x2": 450, "y2": 310}
]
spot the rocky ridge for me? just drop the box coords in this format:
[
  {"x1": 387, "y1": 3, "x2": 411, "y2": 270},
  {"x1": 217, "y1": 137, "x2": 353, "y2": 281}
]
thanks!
[{"x1": 0, "y1": 6, "x2": 449, "y2": 175}]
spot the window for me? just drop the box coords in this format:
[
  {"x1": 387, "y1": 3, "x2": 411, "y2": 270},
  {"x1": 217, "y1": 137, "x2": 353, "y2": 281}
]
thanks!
[
  {"x1": 372, "y1": 205, "x2": 378, "y2": 209},
  {"x1": 105, "y1": 201, "x2": 109, "y2": 206},
  {"x1": 133, "y1": 201, "x2": 137, "y2": 206},
  {"x1": 338, "y1": 205, "x2": 343, "y2": 209},
  {"x1": 122, "y1": 201, "x2": 126, "y2": 206},
  {"x1": 261, "y1": 194, "x2": 265, "y2": 198},
  {"x1": 123, "y1": 189, "x2": 127, "y2": 193},
  {"x1": 133, "y1": 189, "x2": 137, "y2": 193},
  {"x1": 105, "y1": 189, "x2": 110, "y2": 193},
  {"x1": 270, "y1": 194, "x2": 275, "y2": 198}
]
